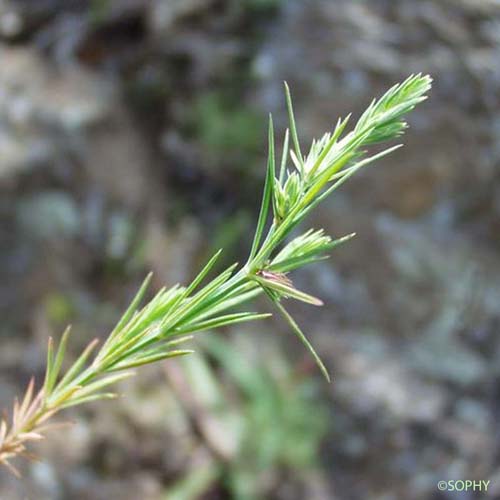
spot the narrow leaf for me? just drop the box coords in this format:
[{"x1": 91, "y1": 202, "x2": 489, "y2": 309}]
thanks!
[
  {"x1": 184, "y1": 249, "x2": 223, "y2": 297},
  {"x1": 268, "y1": 254, "x2": 330, "y2": 273},
  {"x1": 165, "y1": 335, "x2": 194, "y2": 347},
  {"x1": 109, "y1": 350, "x2": 194, "y2": 371},
  {"x1": 55, "y1": 338, "x2": 99, "y2": 390},
  {"x1": 73, "y1": 372, "x2": 134, "y2": 400},
  {"x1": 284, "y1": 81, "x2": 303, "y2": 172},
  {"x1": 61, "y1": 392, "x2": 118, "y2": 409},
  {"x1": 270, "y1": 294, "x2": 330, "y2": 382},
  {"x1": 19, "y1": 378, "x2": 35, "y2": 420},
  {"x1": 173, "y1": 312, "x2": 271, "y2": 335},
  {"x1": 249, "y1": 114, "x2": 275, "y2": 260},
  {"x1": 107, "y1": 272, "x2": 152, "y2": 345},
  {"x1": 278, "y1": 128, "x2": 290, "y2": 184},
  {"x1": 43, "y1": 337, "x2": 55, "y2": 397},
  {"x1": 46, "y1": 326, "x2": 71, "y2": 395}
]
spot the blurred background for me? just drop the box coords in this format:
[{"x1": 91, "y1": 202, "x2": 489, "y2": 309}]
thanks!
[{"x1": 0, "y1": 0, "x2": 499, "y2": 499}]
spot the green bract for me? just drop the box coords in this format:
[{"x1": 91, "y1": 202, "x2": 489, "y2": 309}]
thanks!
[{"x1": 0, "y1": 75, "x2": 432, "y2": 475}]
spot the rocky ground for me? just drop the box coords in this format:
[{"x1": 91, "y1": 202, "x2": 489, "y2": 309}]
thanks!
[{"x1": 0, "y1": 1, "x2": 500, "y2": 499}]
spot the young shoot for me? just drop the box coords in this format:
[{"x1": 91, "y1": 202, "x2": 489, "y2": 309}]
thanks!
[{"x1": 0, "y1": 74, "x2": 432, "y2": 475}]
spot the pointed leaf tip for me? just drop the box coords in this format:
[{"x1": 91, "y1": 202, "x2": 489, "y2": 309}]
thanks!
[{"x1": 263, "y1": 289, "x2": 330, "y2": 382}]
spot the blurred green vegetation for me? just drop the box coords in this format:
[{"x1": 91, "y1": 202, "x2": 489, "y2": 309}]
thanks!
[
  {"x1": 165, "y1": 336, "x2": 328, "y2": 499},
  {"x1": 191, "y1": 92, "x2": 263, "y2": 168},
  {"x1": 45, "y1": 292, "x2": 75, "y2": 326}
]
